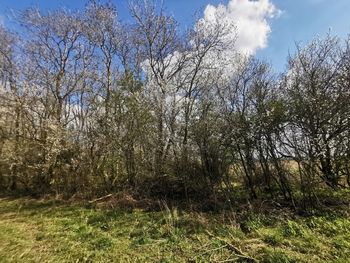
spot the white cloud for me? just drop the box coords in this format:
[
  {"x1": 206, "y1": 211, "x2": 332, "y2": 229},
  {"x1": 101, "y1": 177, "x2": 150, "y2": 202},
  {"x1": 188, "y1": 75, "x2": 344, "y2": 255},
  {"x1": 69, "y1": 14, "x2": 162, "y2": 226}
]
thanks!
[{"x1": 202, "y1": 0, "x2": 280, "y2": 55}]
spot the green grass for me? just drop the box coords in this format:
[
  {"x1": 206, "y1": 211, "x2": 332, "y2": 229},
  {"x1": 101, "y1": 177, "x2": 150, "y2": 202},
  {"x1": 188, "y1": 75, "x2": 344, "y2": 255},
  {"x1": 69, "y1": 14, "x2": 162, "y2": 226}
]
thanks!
[{"x1": 0, "y1": 197, "x2": 349, "y2": 262}]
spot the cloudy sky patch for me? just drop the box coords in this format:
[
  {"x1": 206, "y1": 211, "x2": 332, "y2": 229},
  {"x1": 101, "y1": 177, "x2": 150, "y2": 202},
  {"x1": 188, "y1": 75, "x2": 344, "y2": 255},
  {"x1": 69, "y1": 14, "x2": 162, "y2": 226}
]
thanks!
[{"x1": 202, "y1": 0, "x2": 280, "y2": 55}]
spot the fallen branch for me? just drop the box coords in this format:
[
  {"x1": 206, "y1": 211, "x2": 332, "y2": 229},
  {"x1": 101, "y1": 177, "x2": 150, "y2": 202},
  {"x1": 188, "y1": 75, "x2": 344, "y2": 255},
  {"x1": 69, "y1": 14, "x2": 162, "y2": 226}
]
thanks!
[{"x1": 88, "y1": 194, "x2": 113, "y2": 204}]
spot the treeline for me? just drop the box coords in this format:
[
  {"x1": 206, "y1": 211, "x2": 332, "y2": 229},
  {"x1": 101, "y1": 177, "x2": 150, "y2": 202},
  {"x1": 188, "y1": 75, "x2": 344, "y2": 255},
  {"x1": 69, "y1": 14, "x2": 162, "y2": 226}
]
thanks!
[{"x1": 1, "y1": 1, "x2": 349, "y2": 207}]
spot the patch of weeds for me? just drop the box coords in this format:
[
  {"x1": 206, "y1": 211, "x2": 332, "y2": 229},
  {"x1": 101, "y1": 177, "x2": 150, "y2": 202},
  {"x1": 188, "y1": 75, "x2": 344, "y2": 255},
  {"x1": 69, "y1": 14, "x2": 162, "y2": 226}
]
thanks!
[
  {"x1": 215, "y1": 225, "x2": 246, "y2": 241},
  {"x1": 263, "y1": 233, "x2": 282, "y2": 246},
  {"x1": 104, "y1": 210, "x2": 125, "y2": 219},
  {"x1": 261, "y1": 248, "x2": 297, "y2": 263},
  {"x1": 158, "y1": 256, "x2": 177, "y2": 263},
  {"x1": 130, "y1": 209, "x2": 190, "y2": 247},
  {"x1": 240, "y1": 213, "x2": 270, "y2": 233},
  {"x1": 91, "y1": 237, "x2": 113, "y2": 250},
  {"x1": 331, "y1": 237, "x2": 350, "y2": 257},
  {"x1": 176, "y1": 215, "x2": 206, "y2": 235},
  {"x1": 130, "y1": 220, "x2": 163, "y2": 245},
  {"x1": 130, "y1": 232, "x2": 151, "y2": 246},
  {"x1": 72, "y1": 224, "x2": 94, "y2": 241},
  {"x1": 59, "y1": 218, "x2": 73, "y2": 230},
  {"x1": 281, "y1": 220, "x2": 306, "y2": 238},
  {"x1": 1, "y1": 198, "x2": 349, "y2": 263},
  {"x1": 305, "y1": 215, "x2": 350, "y2": 237},
  {"x1": 35, "y1": 232, "x2": 46, "y2": 241},
  {"x1": 301, "y1": 232, "x2": 323, "y2": 250},
  {"x1": 86, "y1": 213, "x2": 110, "y2": 230},
  {"x1": 305, "y1": 216, "x2": 326, "y2": 230},
  {"x1": 332, "y1": 238, "x2": 350, "y2": 250},
  {"x1": 158, "y1": 208, "x2": 188, "y2": 241}
]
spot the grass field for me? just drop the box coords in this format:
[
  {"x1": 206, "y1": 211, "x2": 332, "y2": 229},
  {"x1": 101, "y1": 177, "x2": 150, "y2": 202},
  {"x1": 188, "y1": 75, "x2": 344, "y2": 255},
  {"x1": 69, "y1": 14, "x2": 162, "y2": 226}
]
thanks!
[{"x1": 0, "y1": 196, "x2": 349, "y2": 263}]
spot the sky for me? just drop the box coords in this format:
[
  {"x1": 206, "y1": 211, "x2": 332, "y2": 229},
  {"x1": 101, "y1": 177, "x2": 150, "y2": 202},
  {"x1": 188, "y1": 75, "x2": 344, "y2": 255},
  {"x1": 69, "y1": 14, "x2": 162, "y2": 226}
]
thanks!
[{"x1": 0, "y1": 0, "x2": 350, "y2": 72}]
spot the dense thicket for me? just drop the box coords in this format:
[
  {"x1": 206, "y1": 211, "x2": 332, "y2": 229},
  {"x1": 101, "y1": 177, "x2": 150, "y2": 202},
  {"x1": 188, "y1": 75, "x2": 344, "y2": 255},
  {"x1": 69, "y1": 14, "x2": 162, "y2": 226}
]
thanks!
[{"x1": 1, "y1": 1, "x2": 349, "y2": 207}]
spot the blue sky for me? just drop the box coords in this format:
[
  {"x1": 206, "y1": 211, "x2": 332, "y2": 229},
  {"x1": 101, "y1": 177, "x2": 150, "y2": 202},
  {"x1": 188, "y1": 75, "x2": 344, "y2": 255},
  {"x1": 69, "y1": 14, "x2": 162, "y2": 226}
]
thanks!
[{"x1": 0, "y1": 0, "x2": 349, "y2": 72}]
